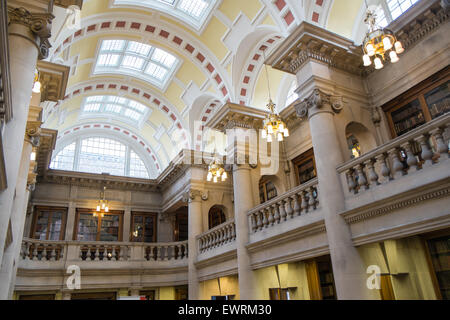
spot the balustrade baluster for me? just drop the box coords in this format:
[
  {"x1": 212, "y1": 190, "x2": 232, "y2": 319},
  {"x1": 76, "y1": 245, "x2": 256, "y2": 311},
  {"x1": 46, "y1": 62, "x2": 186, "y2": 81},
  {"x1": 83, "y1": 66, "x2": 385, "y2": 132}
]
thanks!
[
  {"x1": 256, "y1": 210, "x2": 263, "y2": 231},
  {"x1": 364, "y1": 159, "x2": 379, "y2": 186},
  {"x1": 49, "y1": 246, "x2": 56, "y2": 261},
  {"x1": 299, "y1": 192, "x2": 307, "y2": 215},
  {"x1": 308, "y1": 187, "x2": 316, "y2": 209},
  {"x1": 266, "y1": 207, "x2": 274, "y2": 226},
  {"x1": 279, "y1": 200, "x2": 287, "y2": 221},
  {"x1": 156, "y1": 246, "x2": 162, "y2": 261},
  {"x1": 355, "y1": 164, "x2": 368, "y2": 190},
  {"x1": 284, "y1": 197, "x2": 294, "y2": 219},
  {"x1": 272, "y1": 204, "x2": 280, "y2": 224},
  {"x1": 262, "y1": 209, "x2": 269, "y2": 228},
  {"x1": 431, "y1": 127, "x2": 449, "y2": 160},
  {"x1": 250, "y1": 213, "x2": 257, "y2": 232},
  {"x1": 401, "y1": 141, "x2": 419, "y2": 172},
  {"x1": 31, "y1": 245, "x2": 38, "y2": 261},
  {"x1": 111, "y1": 247, "x2": 117, "y2": 261},
  {"x1": 388, "y1": 148, "x2": 404, "y2": 179},
  {"x1": 346, "y1": 170, "x2": 356, "y2": 193},
  {"x1": 23, "y1": 242, "x2": 30, "y2": 260},
  {"x1": 231, "y1": 223, "x2": 236, "y2": 240},
  {"x1": 416, "y1": 134, "x2": 434, "y2": 167},
  {"x1": 376, "y1": 153, "x2": 391, "y2": 182},
  {"x1": 293, "y1": 194, "x2": 301, "y2": 216}
]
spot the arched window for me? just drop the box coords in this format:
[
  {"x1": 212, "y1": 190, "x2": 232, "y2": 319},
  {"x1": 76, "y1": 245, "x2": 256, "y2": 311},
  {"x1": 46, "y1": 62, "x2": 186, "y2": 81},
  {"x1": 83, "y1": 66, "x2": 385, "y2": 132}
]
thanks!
[
  {"x1": 208, "y1": 206, "x2": 226, "y2": 229},
  {"x1": 50, "y1": 136, "x2": 150, "y2": 179}
]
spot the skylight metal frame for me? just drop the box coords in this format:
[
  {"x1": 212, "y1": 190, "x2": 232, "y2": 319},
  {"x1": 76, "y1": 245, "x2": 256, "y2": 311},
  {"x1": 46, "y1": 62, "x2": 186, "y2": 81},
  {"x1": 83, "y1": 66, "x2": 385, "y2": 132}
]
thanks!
[
  {"x1": 93, "y1": 39, "x2": 181, "y2": 92},
  {"x1": 111, "y1": 0, "x2": 218, "y2": 32},
  {"x1": 80, "y1": 95, "x2": 151, "y2": 126},
  {"x1": 50, "y1": 135, "x2": 152, "y2": 179}
]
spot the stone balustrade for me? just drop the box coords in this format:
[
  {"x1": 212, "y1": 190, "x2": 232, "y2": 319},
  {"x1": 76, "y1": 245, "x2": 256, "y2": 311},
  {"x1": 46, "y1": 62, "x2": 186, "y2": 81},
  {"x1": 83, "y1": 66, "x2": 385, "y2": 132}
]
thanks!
[
  {"x1": 338, "y1": 113, "x2": 450, "y2": 194},
  {"x1": 247, "y1": 178, "x2": 319, "y2": 233},
  {"x1": 144, "y1": 242, "x2": 188, "y2": 261},
  {"x1": 197, "y1": 220, "x2": 236, "y2": 254},
  {"x1": 20, "y1": 238, "x2": 188, "y2": 262}
]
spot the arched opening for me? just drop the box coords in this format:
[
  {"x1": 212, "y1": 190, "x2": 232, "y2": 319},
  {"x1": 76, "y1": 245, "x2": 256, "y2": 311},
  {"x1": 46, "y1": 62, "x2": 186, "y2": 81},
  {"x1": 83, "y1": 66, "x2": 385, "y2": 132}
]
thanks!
[
  {"x1": 345, "y1": 122, "x2": 377, "y2": 159},
  {"x1": 208, "y1": 205, "x2": 226, "y2": 229}
]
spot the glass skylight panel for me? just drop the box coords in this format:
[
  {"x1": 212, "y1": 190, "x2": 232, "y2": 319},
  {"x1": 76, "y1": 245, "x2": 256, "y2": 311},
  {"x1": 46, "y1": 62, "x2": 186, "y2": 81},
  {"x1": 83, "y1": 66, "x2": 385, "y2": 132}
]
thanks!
[
  {"x1": 124, "y1": 109, "x2": 141, "y2": 121},
  {"x1": 50, "y1": 142, "x2": 76, "y2": 171},
  {"x1": 129, "y1": 150, "x2": 150, "y2": 178},
  {"x1": 105, "y1": 104, "x2": 122, "y2": 114},
  {"x1": 152, "y1": 48, "x2": 176, "y2": 68},
  {"x1": 121, "y1": 55, "x2": 145, "y2": 70},
  {"x1": 50, "y1": 138, "x2": 152, "y2": 178},
  {"x1": 387, "y1": 0, "x2": 419, "y2": 20},
  {"x1": 94, "y1": 39, "x2": 179, "y2": 88},
  {"x1": 84, "y1": 103, "x2": 101, "y2": 112},
  {"x1": 145, "y1": 63, "x2": 167, "y2": 80},
  {"x1": 375, "y1": 5, "x2": 388, "y2": 28},
  {"x1": 127, "y1": 41, "x2": 152, "y2": 56},
  {"x1": 81, "y1": 95, "x2": 148, "y2": 123},
  {"x1": 178, "y1": 0, "x2": 208, "y2": 19}
]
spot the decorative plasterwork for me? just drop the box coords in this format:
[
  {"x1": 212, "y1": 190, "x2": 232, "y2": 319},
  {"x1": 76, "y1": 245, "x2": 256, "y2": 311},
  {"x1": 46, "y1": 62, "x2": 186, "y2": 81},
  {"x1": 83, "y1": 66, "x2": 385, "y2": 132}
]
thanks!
[
  {"x1": 294, "y1": 88, "x2": 344, "y2": 120},
  {"x1": 205, "y1": 102, "x2": 267, "y2": 133},
  {"x1": 7, "y1": 7, "x2": 54, "y2": 59},
  {"x1": 266, "y1": 21, "x2": 362, "y2": 76},
  {"x1": 341, "y1": 180, "x2": 450, "y2": 225},
  {"x1": 36, "y1": 60, "x2": 70, "y2": 102}
]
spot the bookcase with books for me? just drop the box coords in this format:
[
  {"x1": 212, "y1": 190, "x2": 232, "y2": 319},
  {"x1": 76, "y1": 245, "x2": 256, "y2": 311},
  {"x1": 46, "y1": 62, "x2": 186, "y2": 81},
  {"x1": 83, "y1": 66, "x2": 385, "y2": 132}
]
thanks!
[
  {"x1": 383, "y1": 66, "x2": 449, "y2": 138},
  {"x1": 426, "y1": 235, "x2": 450, "y2": 300}
]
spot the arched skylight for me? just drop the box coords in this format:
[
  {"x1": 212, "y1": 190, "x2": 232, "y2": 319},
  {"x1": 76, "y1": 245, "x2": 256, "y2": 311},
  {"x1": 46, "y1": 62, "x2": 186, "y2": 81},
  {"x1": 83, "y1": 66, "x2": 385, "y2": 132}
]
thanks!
[
  {"x1": 50, "y1": 137, "x2": 151, "y2": 179},
  {"x1": 81, "y1": 95, "x2": 150, "y2": 123},
  {"x1": 94, "y1": 40, "x2": 179, "y2": 90},
  {"x1": 113, "y1": 0, "x2": 216, "y2": 30}
]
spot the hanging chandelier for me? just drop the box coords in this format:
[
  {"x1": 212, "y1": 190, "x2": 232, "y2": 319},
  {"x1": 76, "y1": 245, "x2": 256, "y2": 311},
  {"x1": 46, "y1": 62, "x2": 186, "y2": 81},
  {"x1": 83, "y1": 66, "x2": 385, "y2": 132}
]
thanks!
[
  {"x1": 261, "y1": 50, "x2": 289, "y2": 142},
  {"x1": 94, "y1": 186, "x2": 109, "y2": 217},
  {"x1": 362, "y1": 3, "x2": 404, "y2": 70},
  {"x1": 262, "y1": 100, "x2": 289, "y2": 142},
  {"x1": 207, "y1": 157, "x2": 227, "y2": 183}
]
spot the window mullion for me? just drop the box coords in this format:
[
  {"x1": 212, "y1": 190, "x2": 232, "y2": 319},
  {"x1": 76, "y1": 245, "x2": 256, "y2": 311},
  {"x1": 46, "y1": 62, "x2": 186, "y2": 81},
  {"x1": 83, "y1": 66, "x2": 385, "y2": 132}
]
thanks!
[
  {"x1": 73, "y1": 139, "x2": 81, "y2": 171},
  {"x1": 381, "y1": 0, "x2": 393, "y2": 23},
  {"x1": 125, "y1": 146, "x2": 131, "y2": 176}
]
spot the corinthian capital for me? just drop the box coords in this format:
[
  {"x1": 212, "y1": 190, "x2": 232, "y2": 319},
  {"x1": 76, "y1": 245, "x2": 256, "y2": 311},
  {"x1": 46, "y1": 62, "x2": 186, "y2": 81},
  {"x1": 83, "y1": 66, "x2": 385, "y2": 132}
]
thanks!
[
  {"x1": 25, "y1": 121, "x2": 42, "y2": 147},
  {"x1": 7, "y1": 7, "x2": 55, "y2": 59},
  {"x1": 182, "y1": 189, "x2": 208, "y2": 203},
  {"x1": 294, "y1": 89, "x2": 344, "y2": 119}
]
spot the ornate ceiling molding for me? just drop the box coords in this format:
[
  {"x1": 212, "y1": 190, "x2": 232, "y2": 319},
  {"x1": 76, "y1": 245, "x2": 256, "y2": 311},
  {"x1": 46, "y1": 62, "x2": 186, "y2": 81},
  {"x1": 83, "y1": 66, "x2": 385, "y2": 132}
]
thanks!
[{"x1": 36, "y1": 60, "x2": 69, "y2": 102}]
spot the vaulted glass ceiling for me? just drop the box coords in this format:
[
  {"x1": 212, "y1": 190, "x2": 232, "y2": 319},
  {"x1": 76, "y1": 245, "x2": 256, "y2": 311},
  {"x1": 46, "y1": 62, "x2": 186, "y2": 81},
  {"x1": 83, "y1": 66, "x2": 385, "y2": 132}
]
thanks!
[
  {"x1": 113, "y1": 0, "x2": 215, "y2": 30},
  {"x1": 82, "y1": 95, "x2": 149, "y2": 123},
  {"x1": 94, "y1": 40, "x2": 179, "y2": 90}
]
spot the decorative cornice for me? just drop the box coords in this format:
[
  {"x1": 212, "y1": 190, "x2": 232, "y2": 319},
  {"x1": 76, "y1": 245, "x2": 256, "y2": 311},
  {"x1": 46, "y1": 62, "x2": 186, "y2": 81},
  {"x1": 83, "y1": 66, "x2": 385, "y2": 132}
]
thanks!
[
  {"x1": 341, "y1": 180, "x2": 450, "y2": 224},
  {"x1": 38, "y1": 170, "x2": 160, "y2": 192},
  {"x1": 205, "y1": 103, "x2": 266, "y2": 133},
  {"x1": 7, "y1": 7, "x2": 54, "y2": 59},
  {"x1": 266, "y1": 22, "x2": 362, "y2": 76},
  {"x1": 36, "y1": 60, "x2": 70, "y2": 102}
]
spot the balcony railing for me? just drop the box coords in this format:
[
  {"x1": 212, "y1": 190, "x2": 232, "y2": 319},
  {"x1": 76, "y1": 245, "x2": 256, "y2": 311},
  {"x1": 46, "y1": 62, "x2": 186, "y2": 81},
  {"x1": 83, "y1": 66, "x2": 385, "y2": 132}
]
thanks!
[
  {"x1": 248, "y1": 178, "x2": 319, "y2": 233},
  {"x1": 338, "y1": 113, "x2": 449, "y2": 194},
  {"x1": 20, "y1": 238, "x2": 188, "y2": 263},
  {"x1": 197, "y1": 220, "x2": 236, "y2": 254}
]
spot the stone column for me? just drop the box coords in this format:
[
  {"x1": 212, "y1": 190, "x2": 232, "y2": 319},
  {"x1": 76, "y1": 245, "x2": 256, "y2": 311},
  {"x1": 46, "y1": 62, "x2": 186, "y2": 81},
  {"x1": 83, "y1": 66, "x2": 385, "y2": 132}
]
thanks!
[
  {"x1": 123, "y1": 207, "x2": 131, "y2": 242},
  {"x1": 0, "y1": 7, "x2": 53, "y2": 265},
  {"x1": 295, "y1": 89, "x2": 376, "y2": 300},
  {"x1": 65, "y1": 202, "x2": 77, "y2": 241},
  {"x1": 0, "y1": 136, "x2": 33, "y2": 299},
  {"x1": 185, "y1": 189, "x2": 203, "y2": 300},
  {"x1": 233, "y1": 164, "x2": 257, "y2": 300}
]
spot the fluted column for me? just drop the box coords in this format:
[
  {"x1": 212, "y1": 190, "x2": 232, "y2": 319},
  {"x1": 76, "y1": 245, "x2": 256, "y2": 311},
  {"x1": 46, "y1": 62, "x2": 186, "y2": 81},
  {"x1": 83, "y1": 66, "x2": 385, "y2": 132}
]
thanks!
[
  {"x1": 186, "y1": 189, "x2": 204, "y2": 300},
  {"x1": 233, "y1": 164, "x2": 257, "y2": 300},
  {"x1": 0, "y1": 7, "x2": 53, "y2": 266},
  {"x1": 295, "y1": 89, "x2": 376, "y2": 300}
]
